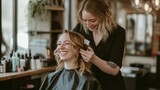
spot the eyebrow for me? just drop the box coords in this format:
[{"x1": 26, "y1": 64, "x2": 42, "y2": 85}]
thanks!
[
  {"x1": 83, "y1": 19, "x2": 96, "y2": 22},
  {"x1": 83, "y1": 18, "x2": 96, "y2": 20},
  {"x1": 57, "y1": 40, "x2": 71, "y2": 43}
]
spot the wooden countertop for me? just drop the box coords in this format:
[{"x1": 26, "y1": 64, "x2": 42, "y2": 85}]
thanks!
[{"x1": 0, "y1": 66, "x2": 56, "y2": 82}]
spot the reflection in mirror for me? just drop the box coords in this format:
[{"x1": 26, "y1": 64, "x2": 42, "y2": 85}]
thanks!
[{"x1": 126, "y1": 14, "x2": 153, "y2": 56}]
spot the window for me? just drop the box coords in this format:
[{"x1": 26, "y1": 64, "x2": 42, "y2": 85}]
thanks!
[
  {"x1": 1, "y1": 0, "x2": 29, "y2": 55},
  {"x1": 17, "y1": 0, "x2": 29, "y2": 51},
  {"x1": 2, "y1": 0, "x2": 13, "y2": 55}
]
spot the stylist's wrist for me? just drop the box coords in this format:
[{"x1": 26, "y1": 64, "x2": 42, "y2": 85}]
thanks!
[{"x1": 90, "y1": 54, "x2": 97, "y2": 63}]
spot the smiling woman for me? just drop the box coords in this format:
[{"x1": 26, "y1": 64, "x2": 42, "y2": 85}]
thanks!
[
  {"x1": 39, "y1": 30, "x2": 102, "y2": 90},
  {"x1": 72, "y1": 0, "x2": 126, "y2": 90}
]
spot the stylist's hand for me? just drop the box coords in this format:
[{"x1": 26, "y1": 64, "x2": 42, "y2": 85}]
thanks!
[{"x1": 80, "y1": 46, "x2": 95, "y2": 62}]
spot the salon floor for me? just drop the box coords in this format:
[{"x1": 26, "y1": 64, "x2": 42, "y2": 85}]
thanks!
[{"x1": 149, "y1": 88, "x2": 160, "y2": 90}]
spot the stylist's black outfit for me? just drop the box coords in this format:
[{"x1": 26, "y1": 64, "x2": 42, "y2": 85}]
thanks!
[{"x1": 73, "y1": 23, "x2": 126, "y2": 90}]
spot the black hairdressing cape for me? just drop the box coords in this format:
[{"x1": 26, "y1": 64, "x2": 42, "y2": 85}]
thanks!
[{"x1": 39, "y1": 69, "x2": 102, "y2": 90}]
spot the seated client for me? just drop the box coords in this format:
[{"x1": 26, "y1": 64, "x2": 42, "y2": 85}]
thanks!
[{"x1": 39, "y1": 30, "x2": 102, "y2": 90}]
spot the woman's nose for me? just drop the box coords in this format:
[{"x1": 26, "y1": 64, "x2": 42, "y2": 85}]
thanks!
[
  {"x1": 86, "y1": 21, "x2": 91, "y2": 27},
  {"x1": 59, "y1": 43, "x2": 65, "y2": 49},
  {"x1": 57, "y1": 44, "x2": 64, "y2": 51}
]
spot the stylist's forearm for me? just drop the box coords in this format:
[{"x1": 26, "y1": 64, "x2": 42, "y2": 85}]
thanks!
[{"x1": 91, "y1": 55, "x2": 120, "y2": 76}]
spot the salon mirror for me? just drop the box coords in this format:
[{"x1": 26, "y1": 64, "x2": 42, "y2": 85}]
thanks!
[{"x1": 125, "y1": 13, "x2": 153, "y2": 56}]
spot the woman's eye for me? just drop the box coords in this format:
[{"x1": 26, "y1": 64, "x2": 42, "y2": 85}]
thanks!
[
  {"x1": 57, "y1": 43, "x2": 61, "y2": 46},
  {"x1": 91, "y1": 20, "x2": 96, "y2": 22},
  {"x1": 83, "y1": 19, "x2": 87, "y2": 22},
  {"x1": 64, "y1": 42, "x2": 71, "y2": 45}
]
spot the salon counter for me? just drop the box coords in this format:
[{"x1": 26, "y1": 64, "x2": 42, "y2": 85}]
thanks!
[
  {"x1": 0, "y1": 66, "x2": 56, "y2": 90},
  {"x1": 0, "y1": 66, "x2": 56, "y2": 81}
]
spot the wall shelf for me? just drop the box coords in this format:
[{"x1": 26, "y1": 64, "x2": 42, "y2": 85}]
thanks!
[
  {"x1": 0, "y1": 66, "x2": 56, "y2": 82},
  {"x1": 45, "y1": 6, "x2": 65, "y2": 11},
  {"x1": 29, "y1": 30, "x2": 62, "y2": 35},
  {"x1": 28, "y1": 4, "x2": 65, "y2": 53}
]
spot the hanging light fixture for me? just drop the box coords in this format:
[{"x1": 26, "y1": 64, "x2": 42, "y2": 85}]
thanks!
[
  {"x1": 152, "y1": 0, "x2": 160, "y2": 10},
  {"x1": 131, "y1": 0, "x2": 160, "y2": 13},
  {"x1": 143, "y1": 1, "x2": 152, "y2": 13},
  {"x1": 131, "y1": 0, "x2": 143, "y2": 9}
]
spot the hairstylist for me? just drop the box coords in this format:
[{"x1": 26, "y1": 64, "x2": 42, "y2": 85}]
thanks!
[{"x1": 73, "y1": 0, "x2": 126, "y2": 90}]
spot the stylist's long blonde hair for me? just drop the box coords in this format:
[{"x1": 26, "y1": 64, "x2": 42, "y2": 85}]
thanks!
[
  {"x1": 78, "y1": 0, "x2": 117, "y2": 41},
  {"x1": 54, "y1": 30, "x2": 91, "y2": 75}
]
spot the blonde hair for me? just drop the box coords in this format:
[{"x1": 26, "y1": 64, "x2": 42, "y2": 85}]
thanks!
[
  {"x1": 78, "y1": 0, "x2": 117, "y2": 41},
  {"x1": 54, "y1": 30, "x2": 91, "y2": 75}
]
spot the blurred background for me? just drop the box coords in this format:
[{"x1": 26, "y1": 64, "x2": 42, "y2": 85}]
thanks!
[{"x1": 1, "y1": 0, "x2": 160, "y2": 90}]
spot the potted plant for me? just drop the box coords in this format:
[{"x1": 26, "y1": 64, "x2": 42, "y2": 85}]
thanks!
[
  {"x1": 27, "y1": 0, "x2": 50, "y2": 22},
  {"x1": 27, "y1": 0, "x2": 51, "y2": 36}
]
